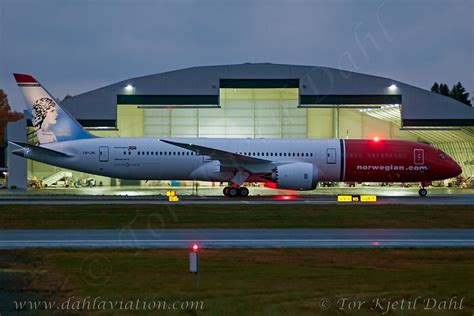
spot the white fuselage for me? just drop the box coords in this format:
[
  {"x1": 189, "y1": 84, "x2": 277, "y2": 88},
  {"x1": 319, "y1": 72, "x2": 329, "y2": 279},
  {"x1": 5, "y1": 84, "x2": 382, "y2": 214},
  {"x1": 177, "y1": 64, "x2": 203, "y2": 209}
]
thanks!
[{"x1": 26, "y1": 137, "x2": 342, "y2": 183}]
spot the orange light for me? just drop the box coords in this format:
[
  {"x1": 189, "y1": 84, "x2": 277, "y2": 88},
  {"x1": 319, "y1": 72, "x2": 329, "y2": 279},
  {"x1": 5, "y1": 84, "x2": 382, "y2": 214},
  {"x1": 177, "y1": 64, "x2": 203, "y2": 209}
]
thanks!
[
  {"x1": 192, "y1": 244, "x2": 199, "y2": 251},
  {"x1": 373, "y1": 136, "x2": 380, "y2": 142}
]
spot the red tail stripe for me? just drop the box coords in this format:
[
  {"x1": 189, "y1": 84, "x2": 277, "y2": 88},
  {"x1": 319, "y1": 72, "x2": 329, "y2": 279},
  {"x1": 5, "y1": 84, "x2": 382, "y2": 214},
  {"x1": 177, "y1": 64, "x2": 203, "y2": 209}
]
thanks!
[{"x1": 13, "y1": 73, "x2": 37, "y2": 83}]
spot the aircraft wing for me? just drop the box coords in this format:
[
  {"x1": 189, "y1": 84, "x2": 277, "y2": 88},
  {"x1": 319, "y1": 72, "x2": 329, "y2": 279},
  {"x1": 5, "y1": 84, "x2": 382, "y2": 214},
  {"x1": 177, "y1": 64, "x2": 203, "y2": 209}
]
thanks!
[
  {"x1": 8, "y1": 141, "x2": 74, "y2": 158},
  {"x1": 160, "y1": 139, "x2": 272, "y2": 167}
]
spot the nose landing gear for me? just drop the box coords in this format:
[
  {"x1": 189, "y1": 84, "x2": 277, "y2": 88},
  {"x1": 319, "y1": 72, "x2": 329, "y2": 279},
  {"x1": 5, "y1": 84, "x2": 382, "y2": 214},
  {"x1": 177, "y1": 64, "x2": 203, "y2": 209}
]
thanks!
[
  {"x1": 223, "y1": 186, "x2": 249, "y2": 197},
  {"x1": 418, "y1": 188, "x2": 427, "y2": 197},
  {"x1": 418, "y1": 181, "x2": 430, "y2": 197}
]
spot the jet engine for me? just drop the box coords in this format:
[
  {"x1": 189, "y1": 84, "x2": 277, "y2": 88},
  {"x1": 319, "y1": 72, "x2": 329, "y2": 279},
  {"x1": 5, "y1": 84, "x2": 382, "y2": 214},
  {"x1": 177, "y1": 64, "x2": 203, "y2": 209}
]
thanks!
[{"x1": 270, "y1": 162, "x2": 318, "y2": 190}]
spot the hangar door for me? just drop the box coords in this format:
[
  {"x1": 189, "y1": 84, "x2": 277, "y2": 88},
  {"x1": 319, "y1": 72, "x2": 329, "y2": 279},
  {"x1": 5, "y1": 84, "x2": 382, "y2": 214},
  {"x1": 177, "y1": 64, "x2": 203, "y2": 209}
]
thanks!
[{"x1": 140, "y1": 79, "x2": 306, "y2": 138}]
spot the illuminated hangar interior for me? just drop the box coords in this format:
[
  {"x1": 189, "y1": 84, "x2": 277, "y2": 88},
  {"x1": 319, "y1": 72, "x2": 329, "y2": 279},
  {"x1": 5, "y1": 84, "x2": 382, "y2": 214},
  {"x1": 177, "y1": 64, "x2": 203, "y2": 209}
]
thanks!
[{"x1": 25, "y1": 63, "x2": 474, "y2": 187}]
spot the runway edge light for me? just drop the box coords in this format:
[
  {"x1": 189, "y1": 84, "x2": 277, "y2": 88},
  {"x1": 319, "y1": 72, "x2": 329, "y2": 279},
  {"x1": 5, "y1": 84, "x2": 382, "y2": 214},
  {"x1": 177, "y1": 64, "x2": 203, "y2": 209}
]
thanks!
[{"x1": 189, "y1": 244, "x2": 200, "y2": 288}]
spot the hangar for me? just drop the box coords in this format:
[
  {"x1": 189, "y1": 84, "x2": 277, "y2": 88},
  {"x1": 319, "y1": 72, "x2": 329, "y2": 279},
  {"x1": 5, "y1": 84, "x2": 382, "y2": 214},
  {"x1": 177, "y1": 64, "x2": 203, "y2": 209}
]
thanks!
[{"x1": 14, "y1": 63, "x2": 474, "y2": 188}]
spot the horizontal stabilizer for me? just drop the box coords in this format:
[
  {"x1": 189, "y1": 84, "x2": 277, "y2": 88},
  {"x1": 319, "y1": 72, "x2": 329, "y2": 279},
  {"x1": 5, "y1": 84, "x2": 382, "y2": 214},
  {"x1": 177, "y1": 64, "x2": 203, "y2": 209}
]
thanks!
[{"x1": 8, "y1": 141, "x2": 74, "y2": 157}]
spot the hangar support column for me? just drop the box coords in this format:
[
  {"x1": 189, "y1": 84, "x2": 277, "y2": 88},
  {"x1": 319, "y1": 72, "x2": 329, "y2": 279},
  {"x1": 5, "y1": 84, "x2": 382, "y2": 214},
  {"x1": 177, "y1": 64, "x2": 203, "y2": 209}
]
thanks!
[
  {"x1": 333, "y1": 108, "x2": 339, "y2": 138},
  {"x1": 6, "y1": 118, "x2": 27, "y2": 189}
]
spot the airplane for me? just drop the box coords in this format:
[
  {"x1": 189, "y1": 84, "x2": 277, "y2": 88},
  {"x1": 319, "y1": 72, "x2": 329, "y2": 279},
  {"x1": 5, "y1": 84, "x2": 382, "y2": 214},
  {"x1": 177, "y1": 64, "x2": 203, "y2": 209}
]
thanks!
[{"x1": 10, "y1": 73, "x2": 462, "y2": 197}]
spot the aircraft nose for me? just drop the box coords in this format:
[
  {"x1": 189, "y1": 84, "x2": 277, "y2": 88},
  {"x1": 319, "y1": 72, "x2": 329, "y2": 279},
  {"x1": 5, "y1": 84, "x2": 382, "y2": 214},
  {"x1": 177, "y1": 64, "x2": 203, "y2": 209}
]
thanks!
[{"x1": 452, "y1": 161, "x2": 462, "y2": 177}]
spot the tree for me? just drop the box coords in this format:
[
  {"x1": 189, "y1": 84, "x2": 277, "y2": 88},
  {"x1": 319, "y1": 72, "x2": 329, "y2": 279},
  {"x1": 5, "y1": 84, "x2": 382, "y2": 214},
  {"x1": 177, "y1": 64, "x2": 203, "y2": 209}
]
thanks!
[
  {"x1": 450, "y1": 82, "x2": 472, "y2": 106},
  {"x1": 431, "y1": 82, "x2": 440, "y2": 93},
  {"x1": 439, "y1": 83, "x2": 450, "y2": 96},
  {"x1": 0, "y1": 89, "x2": 24, "y2": 146},
  {"x1": 431, "y1": 81, "x2": 472, "y2": 107}
]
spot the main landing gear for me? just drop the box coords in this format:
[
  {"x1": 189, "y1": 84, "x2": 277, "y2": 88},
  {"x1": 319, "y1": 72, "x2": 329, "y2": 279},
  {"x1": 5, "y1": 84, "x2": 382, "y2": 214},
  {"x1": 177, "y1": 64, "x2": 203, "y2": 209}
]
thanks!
[{"x1": 223, "y1": 186, "x2": 249, "y2": 197}]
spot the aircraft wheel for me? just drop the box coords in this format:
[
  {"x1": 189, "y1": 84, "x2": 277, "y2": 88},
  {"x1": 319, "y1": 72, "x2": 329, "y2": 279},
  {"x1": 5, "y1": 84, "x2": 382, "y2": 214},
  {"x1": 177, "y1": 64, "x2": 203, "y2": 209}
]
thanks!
[
  {"x1": 418, "y1": 188, "x2": 427, "y2": 197},
  {"x1": 239, "y1": 187, "x2": 249, "y2": 197},
  {"x1": 228, "y1": 187, "x2": 238, "y2": 197},
  {"x1": 223, "y1": 187, "x2": 230, "y2": 196}
]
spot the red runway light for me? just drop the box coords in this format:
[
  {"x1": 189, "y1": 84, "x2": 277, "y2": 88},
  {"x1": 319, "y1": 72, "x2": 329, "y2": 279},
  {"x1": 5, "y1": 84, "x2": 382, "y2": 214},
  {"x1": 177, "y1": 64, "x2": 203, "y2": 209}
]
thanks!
[
  {"x1": 276, "y1": 195, "x2": 296, "y2": 201},
  {"x1": 192, "y1": 244, "x2": 199, "y2": 251},
  {"x1": 373, "y1": 136, "x2": 380, "y2": 142},
  {"x1": 372, "y1": 241, "x2": 380, "y2": 246}
]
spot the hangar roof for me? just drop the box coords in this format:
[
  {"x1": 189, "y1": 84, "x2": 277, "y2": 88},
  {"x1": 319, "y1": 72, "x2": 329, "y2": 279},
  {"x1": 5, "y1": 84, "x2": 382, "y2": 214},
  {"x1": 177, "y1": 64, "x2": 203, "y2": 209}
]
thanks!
[{"x1": 61, "y1": 63, "x2": 474, "y2": 127}]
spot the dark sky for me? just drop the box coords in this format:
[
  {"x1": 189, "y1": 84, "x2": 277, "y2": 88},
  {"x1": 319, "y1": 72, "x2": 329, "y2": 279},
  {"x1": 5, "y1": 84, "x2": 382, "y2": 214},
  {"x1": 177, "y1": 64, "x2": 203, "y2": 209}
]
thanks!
[{"x1": 1, "y1": 0, "x2": 473, "y2": 111}]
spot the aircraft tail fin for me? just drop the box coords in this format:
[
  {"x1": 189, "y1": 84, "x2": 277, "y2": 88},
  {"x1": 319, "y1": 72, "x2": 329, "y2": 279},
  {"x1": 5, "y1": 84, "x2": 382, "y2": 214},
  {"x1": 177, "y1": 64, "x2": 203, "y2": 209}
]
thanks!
[{"x1": 13, "y1": 73, "x2": 96, "y2": 144}]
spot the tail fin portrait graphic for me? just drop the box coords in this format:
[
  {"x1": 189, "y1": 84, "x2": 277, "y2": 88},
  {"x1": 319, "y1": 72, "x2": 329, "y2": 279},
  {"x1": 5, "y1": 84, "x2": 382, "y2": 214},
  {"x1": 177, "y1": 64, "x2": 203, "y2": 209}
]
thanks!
[{"x1": 13, "y1": 73, "x2": 96, "y2": 144}]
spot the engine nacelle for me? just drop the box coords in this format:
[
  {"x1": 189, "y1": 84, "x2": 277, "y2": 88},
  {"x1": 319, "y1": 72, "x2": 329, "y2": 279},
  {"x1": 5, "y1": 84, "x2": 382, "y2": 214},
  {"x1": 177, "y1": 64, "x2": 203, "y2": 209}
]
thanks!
[{"x1": 271, "y1": 162, "x2": 318, "y2": 190}]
